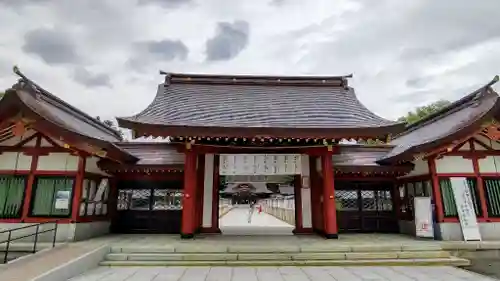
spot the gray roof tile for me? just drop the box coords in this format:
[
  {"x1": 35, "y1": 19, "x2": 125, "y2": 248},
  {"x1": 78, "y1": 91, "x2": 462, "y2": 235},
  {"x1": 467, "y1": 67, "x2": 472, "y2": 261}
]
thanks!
[{"x1": 118, "y1": 74, "x2": 403, "y2": 137}]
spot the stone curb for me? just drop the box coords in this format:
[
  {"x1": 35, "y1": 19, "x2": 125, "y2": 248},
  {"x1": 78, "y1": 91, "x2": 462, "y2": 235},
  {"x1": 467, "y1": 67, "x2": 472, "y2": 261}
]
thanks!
[{"x1": 31, "y1": 245, "x2": 110, "y2": 281}]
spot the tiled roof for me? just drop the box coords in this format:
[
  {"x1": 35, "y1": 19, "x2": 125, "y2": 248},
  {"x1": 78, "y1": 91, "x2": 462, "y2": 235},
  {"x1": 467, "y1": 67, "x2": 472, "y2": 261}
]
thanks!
[
  {"x1": 0, "y1": 67, "x2": 137, "y2": 162},
  {"x1": 378, "y1": 76, "x2": 500, "y2": 164},
  {"x1": 118, "y1": 73, "x2": 404, "y2": 138},
  {"x1": 113, "y1": 142, "x2": 411, "y2": 174},
  {"x1": 334, "y1": 145, "x2": 413, "y2": 174},
  {"x1": 116, "y1": 143, "x2": 183, "y2": 166},
  {"x1": 11, "y1": 67, "x2": 123, "y2": 142}
]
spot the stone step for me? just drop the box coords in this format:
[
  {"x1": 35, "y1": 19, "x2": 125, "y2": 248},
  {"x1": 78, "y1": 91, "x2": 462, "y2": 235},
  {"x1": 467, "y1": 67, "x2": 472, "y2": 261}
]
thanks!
[
  {"x1": 100, "y1": 257, "x2": 470, "y2": 267},
  {"x1": 110, "y1": 244, "x2": 443, "y2": 254},
  {"x1": 104, "y1": 251, "x2": 451, "y2": 262}
]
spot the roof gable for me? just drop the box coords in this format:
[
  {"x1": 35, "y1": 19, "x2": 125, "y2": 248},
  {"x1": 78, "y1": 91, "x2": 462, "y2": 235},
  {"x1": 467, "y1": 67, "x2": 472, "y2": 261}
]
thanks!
[{"x1": 378, "y1": 76, "x2": 500, "y2": 164}]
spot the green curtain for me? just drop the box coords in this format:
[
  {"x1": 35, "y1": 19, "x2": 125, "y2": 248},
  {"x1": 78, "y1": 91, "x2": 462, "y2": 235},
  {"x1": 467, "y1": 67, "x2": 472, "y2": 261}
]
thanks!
[
  {"x1": 32, "y1": 177, "x2": 74, "y2": 217},
  {"x1": 0, "y1": 176, "x2": 25, "y2": 218},
  {"x1": 485, "y1": 179, "x2": 500, "y2": 217},
  {"x1": 32, "y1": 178, "x2": 55, "y2": 216},
  {"x1": 439, "y1": 179, "x2": 457, "y2": 217},
  {"x1": 440, "y1": 178, "x2": 480, "y2": 217}
]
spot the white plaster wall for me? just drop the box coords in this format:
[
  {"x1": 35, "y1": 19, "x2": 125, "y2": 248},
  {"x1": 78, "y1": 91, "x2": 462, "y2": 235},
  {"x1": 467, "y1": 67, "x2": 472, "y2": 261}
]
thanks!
[
  {"x1": 0, "y1": 221, "x2": 110, "y2": 242},
  {"x1": 300, "y1": 155, "x2": 312, "y2": 228},
  {"x1": 474, "y1": 135, "x2": 500, "y2": 150},
  {"x1": 202, "y1": 154, "x2": 214, "y2": 228},
  {"x1": 85, "y1": 156, "x2": 110, "y2": 176},
  {"x1": 436, "y1": 156, "x2": 474, "y2": 174},
  {"x1": 458, "y1": 142, "x2": 471, "y2": 151},
  {"x1": 37, "y1": 153, "x2": 79, "y2": 171},
  {"x1": 478, "y1": 156, "x2": 500, "y2": 173},
  {"x1": 0, "y1": 130, "x2": 36, "y2": 146},
  {"x1": 0, "y1": 152, "x2": 32, "y2": 170},
  {"x1": 437, "y1": 222, "x2": 500, "y2": 241},
  {"x1": 399, "y1": 159, "x2": 429, "y2": 178}
]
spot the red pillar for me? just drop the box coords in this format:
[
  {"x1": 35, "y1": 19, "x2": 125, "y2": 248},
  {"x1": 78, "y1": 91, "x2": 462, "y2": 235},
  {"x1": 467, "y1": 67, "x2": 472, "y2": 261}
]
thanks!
[
  {"x1": 321, "y1": 152, "x2": 338, "y2": 239},
  {"x1": 181, "y1": 147, "x2": 197, "y2": 239},
  {"x1": 196, "y1": 155, "x2": 205, "y2": 233},
  {"x1": 21, "y1": 135, "x2": 41, "y2": 221},
  {"x1": 428, "y1": 157, "x2": 444, "y2": 222},
  {"x1": 211, "y1": 155, "x2": 221, "y2": 233},
  {"x1": 71, "y1": 155, "x2": 86, "y2": 222},
  {"x1": 292, "y1": 175, "x2": 304, "y2": 233}
]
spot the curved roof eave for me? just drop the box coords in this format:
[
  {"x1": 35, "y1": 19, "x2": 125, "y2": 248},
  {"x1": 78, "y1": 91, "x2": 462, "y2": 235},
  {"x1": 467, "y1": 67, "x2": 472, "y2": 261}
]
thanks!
[
  {"x1": 377, "y1": 91, "x2": 500, "y2": 165},
  {"x1": 0, "y1": 89, "x2": 138, "y2": 163},
  {"x1": 117, "y1": 117, "x2": 406, "y2": 139}
]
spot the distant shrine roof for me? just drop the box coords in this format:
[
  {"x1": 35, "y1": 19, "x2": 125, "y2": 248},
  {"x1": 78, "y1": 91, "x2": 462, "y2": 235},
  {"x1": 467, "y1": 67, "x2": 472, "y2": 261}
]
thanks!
[{"x1": 117, "y1": 72, "x2": 405, "y2": 140}]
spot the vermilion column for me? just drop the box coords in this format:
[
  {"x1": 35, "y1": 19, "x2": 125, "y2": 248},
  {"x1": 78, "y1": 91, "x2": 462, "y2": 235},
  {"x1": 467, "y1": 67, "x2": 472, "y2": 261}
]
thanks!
[
  {"x1": 321, "y1": 153, "x2": 338, "y2": 239},
  {"x1": 181, "y1": 148, "x2": 197, "y2": 239}
]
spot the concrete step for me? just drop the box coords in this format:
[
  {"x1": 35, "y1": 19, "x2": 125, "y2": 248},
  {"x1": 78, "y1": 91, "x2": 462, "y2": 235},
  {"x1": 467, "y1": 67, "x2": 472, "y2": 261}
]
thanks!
[
  {"x1": 100, "y1": 257, "x2": 470, "y2": 267},
  {"x1": 104, "y1": 251, "x2": 452, "y2": 262},
  {"x1": 110, "y1": 243, "x2": 444, "y2": 254}
]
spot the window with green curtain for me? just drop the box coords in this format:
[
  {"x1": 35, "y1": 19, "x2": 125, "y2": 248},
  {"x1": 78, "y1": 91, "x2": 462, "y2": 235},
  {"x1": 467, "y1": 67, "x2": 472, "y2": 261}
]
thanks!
[
  {"x1": 0, "y1": 176, "x2": 26, "y2": 218},
  {"x1": 484, "y1": 178, "x2": 500, "y2": 217},
  {"x1": 439, "y1": 177, "x2": 481, "y2": 217},
  {"x1": 31, "y1": 177, "x2": 74, "y2": 217}
]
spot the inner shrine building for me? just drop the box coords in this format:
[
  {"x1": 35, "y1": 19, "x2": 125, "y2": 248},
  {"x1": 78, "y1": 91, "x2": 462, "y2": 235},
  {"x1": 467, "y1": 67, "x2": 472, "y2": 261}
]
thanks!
[{"x1": 1, "y1": 66, "x2": 500, "y2": 241}]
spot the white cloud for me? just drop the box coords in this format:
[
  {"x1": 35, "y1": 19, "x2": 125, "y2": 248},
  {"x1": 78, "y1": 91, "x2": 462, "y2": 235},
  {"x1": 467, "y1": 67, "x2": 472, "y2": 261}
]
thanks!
[{"x1": 0, "y1": 0, "x2": 498, "y2": 124}]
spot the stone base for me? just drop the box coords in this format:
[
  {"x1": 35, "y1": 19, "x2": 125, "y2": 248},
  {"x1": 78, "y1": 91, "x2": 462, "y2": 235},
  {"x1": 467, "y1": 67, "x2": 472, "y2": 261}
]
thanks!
[
  {"x1": 324, "y1": 233, "x2": 339, "y2": 239},
  {"x1": 180, "y1": 233, "x2": 194, "y2": 239}
]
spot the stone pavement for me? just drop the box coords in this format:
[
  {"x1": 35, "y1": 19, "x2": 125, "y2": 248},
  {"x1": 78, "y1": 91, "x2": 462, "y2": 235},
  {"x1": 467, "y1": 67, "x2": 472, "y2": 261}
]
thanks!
[
  {"x1": 68, "y1": 266, "x2": 497, "y2": 281},
  {"x1": 219, "y1": 205, "x2": 294, "y2": 235}
]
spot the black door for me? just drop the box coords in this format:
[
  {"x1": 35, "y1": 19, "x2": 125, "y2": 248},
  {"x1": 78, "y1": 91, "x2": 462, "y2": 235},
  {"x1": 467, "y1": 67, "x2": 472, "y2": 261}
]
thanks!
[
  {"x1": 336, "y1": 181, "x2": 398, "y2": 233},
  {"x1": 111, "y1": 180, "x2": 183, "y2": 234}
]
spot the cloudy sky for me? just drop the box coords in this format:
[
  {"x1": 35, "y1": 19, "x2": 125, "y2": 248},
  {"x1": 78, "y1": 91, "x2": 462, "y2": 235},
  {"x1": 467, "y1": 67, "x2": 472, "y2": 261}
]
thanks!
[{"x1": 0, "y1": 0, "x2": 499, "y2": 125}]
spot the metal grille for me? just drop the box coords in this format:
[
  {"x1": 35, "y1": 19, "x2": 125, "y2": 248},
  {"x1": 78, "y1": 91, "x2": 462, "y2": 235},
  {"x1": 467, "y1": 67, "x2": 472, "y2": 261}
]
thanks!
[
  {"x1": 117, "y1": 189, "x2": 183, "y2": 211},
  {"x1": 153, "y1": 190, "x2": 183, "y2": 210},
  {"x1": 336, "y1": 190, "x2": 358, "y2": 211},
  {"x1": 361, "y1": 190, "x2": 376, "y2": 210},
  {"x1": 376, "y1": 190, "x2": 393, "y2": 211}
]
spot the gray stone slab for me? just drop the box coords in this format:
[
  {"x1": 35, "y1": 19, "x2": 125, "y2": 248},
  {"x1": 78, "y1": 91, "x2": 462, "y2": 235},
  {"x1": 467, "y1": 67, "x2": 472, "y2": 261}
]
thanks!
[{"x1": 68, "y1": 266, "x2": 498, "y2": 281}]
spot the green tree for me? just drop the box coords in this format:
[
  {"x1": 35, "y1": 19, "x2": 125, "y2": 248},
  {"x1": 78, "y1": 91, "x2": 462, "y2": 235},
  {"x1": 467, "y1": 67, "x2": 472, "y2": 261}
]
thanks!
[
  {"x1": 397, "y1": 100, "x2": 451, "y2": 124},
  {"x1": 0, "y1": 92, "x2": 4, "y2": 99}
]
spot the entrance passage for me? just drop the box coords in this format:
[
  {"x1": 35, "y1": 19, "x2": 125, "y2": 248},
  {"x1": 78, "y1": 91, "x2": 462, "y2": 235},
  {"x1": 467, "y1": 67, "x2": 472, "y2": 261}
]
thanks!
[
  {"x1": 336, "y1": 181, "x2": 398, "y2": 233},
  {"x1": 112, "y1": 180, "x2": 183, "y2": 234},
  {"x1": 218, "y1": 175, "x2": 297, "y2": 235}
]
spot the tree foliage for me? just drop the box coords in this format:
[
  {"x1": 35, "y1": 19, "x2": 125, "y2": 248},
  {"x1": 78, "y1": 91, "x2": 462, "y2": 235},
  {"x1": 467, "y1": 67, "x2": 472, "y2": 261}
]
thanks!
[
  {"x1": 0, "y1": 92, "x2": 4, "y2": 99},
  {"x1": 397, "y1": 100, "x2": 451, "y2": 125}
]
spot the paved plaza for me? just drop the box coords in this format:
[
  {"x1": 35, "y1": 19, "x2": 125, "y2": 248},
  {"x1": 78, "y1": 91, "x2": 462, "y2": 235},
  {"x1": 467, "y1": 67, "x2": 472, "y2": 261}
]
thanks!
[
  {"x1": 219, "y1": 205, "x2": 294, "y2": 235},
  {"x1": 68, "y1": 266, "x2": 496, "y2": 281}
]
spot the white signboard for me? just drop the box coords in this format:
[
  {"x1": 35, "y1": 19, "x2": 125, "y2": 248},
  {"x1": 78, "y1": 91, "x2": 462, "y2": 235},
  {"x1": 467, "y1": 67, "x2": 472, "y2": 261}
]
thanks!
[
  {"x1": 414, "y1": 197, "x2": 434, "y2": 238},
  {"x1": 219, "y1": 154, "x2": 302, "y2": 175},
  {"x1": 54, "y1": 190, "x2": 71, "y2": 210},
  {"x1": 94, "y1": 178, "x2": 109, "y2": 201},
  {"x1": 450, "y1": 177, "x2": 482, "y2": 241}
]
